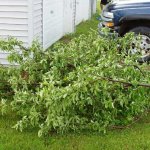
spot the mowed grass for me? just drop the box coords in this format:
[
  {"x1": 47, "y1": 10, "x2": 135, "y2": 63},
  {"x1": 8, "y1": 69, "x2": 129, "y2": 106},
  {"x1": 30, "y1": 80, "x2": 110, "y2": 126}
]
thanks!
[
  {"x1": 61, "y1": 2, "x2": 100, "y2": 43},
  {"x1": 60, "y1": 14, "x2": 99, "y2": 43},
  {"x1": 61, "y1": 3, "x2": 100, "y2": 43},
  {"x1": 0, "y1": 111, "x2": 150, "y2": 150},
  {"x1": 1, "y1": 8, "x2": 150, "y2": 150}
]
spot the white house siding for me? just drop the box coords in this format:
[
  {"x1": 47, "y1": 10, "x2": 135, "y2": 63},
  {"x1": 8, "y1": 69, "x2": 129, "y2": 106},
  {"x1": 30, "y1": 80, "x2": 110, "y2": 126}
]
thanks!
[
  {"x1": 75, "y1": 0, "x2": 91, "y2": 25},
  {"x1": 0, "y1": 0, "x2": 97, "y2": 65},
  {"x1": 91, "y1": 0, "x2": 97, "y2": 14},
  {"x1": 0, "y1": 0, "x2": 29, "y2": 65},
  {"x1": 43, "y1": 0, "x2": 64, "y2": 49},
  {"x1": 63, "y1": 0, "x2": 76, "y2": 34},
  {"x1": 33, "y1": 0, "x2": 43, "y2": 44}
]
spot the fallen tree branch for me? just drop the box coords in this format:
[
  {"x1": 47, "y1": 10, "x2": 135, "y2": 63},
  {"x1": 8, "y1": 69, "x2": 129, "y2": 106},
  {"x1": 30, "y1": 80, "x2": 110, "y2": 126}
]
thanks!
[
  {"x1": 127, "y1": 64, "x2": 146, "y2": 77},
  {"x1": 109, "y1": 110, "x2": 150, "y2": 130},
  {"x1": 1, "y1": 75, "x2": 150, "y2": 88},
  {"x1": 118, "y1": 62, "x2": 146, "y2": 77},
  {"x1": 97, "y1": 76, "x2": 150, "y2": 88},
  {"x1": 0, "y1": 80, "x2": 40, "y2": 85}
]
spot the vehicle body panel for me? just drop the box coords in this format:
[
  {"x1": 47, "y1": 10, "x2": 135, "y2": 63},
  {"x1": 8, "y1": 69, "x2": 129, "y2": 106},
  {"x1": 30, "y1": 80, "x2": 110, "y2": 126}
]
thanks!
[{"x1": 105, "y1": 1, "x2": 150, "y2": 26}]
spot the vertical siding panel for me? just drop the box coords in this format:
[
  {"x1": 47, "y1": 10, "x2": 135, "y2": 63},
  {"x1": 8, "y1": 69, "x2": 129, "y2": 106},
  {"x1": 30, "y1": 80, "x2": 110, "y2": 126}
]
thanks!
[
  {"x1": 63, "y1": 0, "x2": 75, "y2": 34},
  {"x1": 91, "y1": 0, "x2": 97, "y2": 14},
  {"x1": 33, "y1": 0, "x2": 43, "y2": 44},
  {"x1": 43, "y1": 0, "x2": 64, "y2": 49},
  {"x1": 75, "y1": 0, "x2": 91, "y2": 25}
]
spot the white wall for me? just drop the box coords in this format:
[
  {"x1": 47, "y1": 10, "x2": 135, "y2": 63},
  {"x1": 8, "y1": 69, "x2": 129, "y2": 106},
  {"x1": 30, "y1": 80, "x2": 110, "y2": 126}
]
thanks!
[
  {"x1": 92, "y1": 0, "x2": 97, "y2": 14},
  {"x1": 63, "y1": 0, "x2": 76, "y2": 34},
  {"x1": 33, "y1": 0, "x2": 43, "y2": 45},
  {"x1": 0, "y1": 0, "x2": 29, "y2": 65},
  {"x1": 43, "y1": 0, "x2": 64, "y2": 49},
  {"x1": 0, "y1": 0, "x2": 97, "y2": 65},
  {"x1": 75, "y1": 0, "x2": 91, "y2": 25}
]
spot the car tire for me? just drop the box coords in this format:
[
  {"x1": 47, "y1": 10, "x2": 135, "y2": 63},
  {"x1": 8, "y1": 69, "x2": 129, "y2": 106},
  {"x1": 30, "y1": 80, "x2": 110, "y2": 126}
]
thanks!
[
  {"x1": 130, "y1": 26, "x2": 150, "y2": 38},
  {"x1": 128, "y1": 26, "x2": 150, "y2": 63}
]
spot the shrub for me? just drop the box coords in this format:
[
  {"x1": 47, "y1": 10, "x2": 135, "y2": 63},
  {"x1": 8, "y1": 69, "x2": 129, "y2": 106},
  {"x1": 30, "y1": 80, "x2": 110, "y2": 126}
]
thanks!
[{"x1": 0, "y1": 31, "x2": 150, "y2": 136}]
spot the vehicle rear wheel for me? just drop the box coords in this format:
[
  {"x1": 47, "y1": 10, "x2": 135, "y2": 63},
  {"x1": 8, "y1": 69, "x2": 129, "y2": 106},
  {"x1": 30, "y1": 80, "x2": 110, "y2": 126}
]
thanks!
[{"x1": 128, "y1": 26, "x2": 150, "y2": 63}]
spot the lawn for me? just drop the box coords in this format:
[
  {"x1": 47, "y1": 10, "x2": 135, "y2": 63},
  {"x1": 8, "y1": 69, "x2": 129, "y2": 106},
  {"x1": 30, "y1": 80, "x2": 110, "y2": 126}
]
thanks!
[
  {"x1": 60, "y1": 14, "x2": 99, "y2": 43},
  {"x1": 0, "y1": 8, "x2": 150, "y2": 150},
  {"x1": 60, "y1": 2, "x2": 100, "y2": 42},
  {"x1": 0, "y1": 110, "x2": 150, "y2": 150}
]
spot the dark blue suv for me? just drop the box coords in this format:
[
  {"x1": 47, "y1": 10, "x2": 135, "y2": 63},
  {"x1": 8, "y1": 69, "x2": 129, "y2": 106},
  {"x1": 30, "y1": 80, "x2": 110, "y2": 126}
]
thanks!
[{"x1": 99, "y1": 0, "x2": 150, "y2": 62}]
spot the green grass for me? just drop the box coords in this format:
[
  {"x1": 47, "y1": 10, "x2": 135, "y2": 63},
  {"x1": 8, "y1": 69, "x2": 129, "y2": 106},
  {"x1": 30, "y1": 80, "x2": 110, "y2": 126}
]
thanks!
[
  {"x1": 1, "y1": 8, "x2": 150, "y2": 150},
  {"x1": 0, "y1": 111, "x2": 150, "y2": 150},
  {"x1": 73, "y1": 2, "x2": 101, "y2": 36},
  {"x1": 61, "y1": 2, "x2": 100, "y2": 43},
  {"x1": 74, "y1": 1, "x2": 101, "y2": 35},
  {"x1": 60, "y1": 14, "x2": 99, "y2": 43}
]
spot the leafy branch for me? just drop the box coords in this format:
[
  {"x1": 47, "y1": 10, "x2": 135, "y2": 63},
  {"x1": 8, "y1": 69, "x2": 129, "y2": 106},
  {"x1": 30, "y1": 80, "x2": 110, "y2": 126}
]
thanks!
[{"x1": 0, "y1": 31, "x2": 149, "y2": 137}]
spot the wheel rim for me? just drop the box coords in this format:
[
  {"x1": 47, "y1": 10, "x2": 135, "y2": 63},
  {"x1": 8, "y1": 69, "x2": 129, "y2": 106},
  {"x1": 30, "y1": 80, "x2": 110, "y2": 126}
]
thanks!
[{"x1": 131, "y1": 34, "x2": 150, "y2": 56}]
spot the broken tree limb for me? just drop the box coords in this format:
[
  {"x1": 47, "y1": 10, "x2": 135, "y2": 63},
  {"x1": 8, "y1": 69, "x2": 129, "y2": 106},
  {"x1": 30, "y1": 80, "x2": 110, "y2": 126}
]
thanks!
[{"x1": 97, "y1": 76, "x2": 150, "y2": 88}]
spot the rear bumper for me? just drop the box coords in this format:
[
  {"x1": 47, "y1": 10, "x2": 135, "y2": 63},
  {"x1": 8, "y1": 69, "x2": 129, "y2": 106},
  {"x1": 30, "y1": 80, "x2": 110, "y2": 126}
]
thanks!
[{"x1": 98, "y1": 22, "x2": 119, "y2": 38}]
